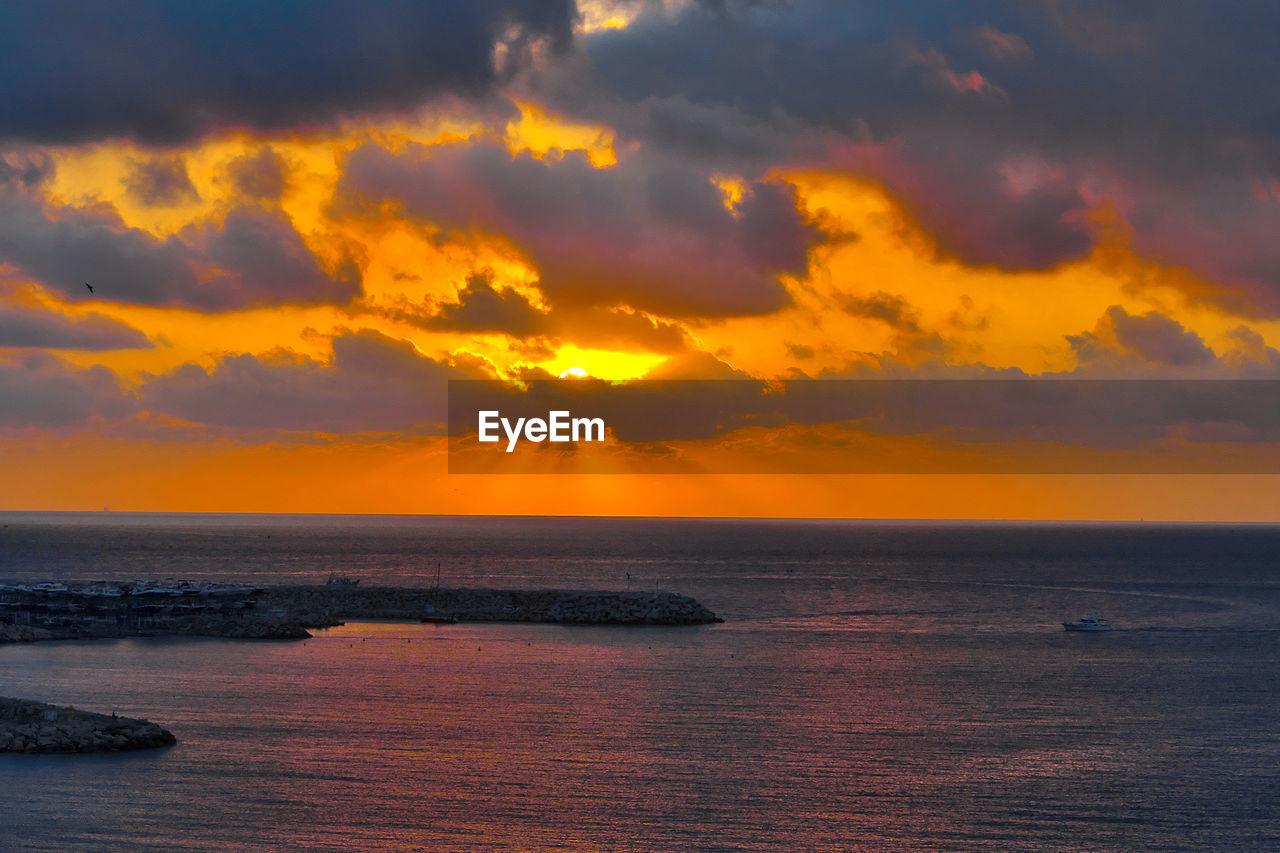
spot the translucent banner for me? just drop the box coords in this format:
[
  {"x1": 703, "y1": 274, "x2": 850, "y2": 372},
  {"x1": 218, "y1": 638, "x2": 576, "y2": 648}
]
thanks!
[{"x1": 448, "y1": 379, "x2": 1280, "y2": 474}]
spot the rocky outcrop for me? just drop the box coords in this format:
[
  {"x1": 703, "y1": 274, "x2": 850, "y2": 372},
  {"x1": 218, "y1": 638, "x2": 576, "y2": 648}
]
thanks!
[{"x1": 0, "y1": 697, "x2": 176, "y2": 754}]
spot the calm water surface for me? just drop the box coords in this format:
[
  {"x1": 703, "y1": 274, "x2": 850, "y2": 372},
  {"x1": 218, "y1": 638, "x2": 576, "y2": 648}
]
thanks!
[{"x1": 0, "y1": 514, "x2": 1277, "y2": 851}]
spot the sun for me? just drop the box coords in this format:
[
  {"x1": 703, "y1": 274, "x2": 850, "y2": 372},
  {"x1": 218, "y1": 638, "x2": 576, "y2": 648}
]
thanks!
[{"x1": 541, "y1": 346, "x2": 665, "y2": 380}]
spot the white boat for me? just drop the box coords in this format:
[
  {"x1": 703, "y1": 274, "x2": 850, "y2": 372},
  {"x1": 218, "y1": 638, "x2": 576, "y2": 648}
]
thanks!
[{"x1": 1063, "y1": 614, "x2": 1111, "y2": 632}]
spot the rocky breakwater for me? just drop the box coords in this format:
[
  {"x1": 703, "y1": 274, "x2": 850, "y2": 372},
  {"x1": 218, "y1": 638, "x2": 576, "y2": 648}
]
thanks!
[
  {"x1": 0, "y1": 697, "x2": 176, "y2": 754},
  {"x1": 0, "y1": 581, "x2": 312, "y2": 642},
  {"x1": 257, "y1": 585, "x2": 723, "y2": 626},
  {"x1": 165, "y1": 615, "x2": 311, "y2": 640},
  {"x1": 0, "y1": 580, "x2": 722, "y2": 638},
  {"x1": 542, "y1": 591, "x2": 720, "y2": 625}
]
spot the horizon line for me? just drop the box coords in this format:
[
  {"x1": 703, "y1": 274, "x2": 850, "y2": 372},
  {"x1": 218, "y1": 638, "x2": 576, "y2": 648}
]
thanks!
[{"x1": 1, "y1": 510, "x2": 1277, "y2": 526}]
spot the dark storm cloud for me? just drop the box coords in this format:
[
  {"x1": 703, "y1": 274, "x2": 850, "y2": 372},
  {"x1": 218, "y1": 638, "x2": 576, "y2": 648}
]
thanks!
[
  {"x1": 0, "y1": 186, "x2": 361, "y2": 310},
  {"x1": 0, "y1": 353, "x2": 135, "y2": 427},
  {"x1": 569, "y1": 1, "x2": 1109, "y2": 271},
  {"x1": 568, "y1": 1, "x2": 1280, "y2": 303},
  {"x1": 0, "y1": 0, "x2": 576, "y2": 144},
  {"x1": 0, "y1": 304, "x2": 152, "y2": 350},
  {"x1": 124, "y1": 155, "x2": 200, "y2": 206},
  {"x1": 585, "y1": 1, "x2": 1280, "y2": 172},
  {"x1": 142, "y1": 328, "x2": 483, "y2": 433},
  {"x1": 335, "y1": 140, "x2": 823, "y2": 317}
]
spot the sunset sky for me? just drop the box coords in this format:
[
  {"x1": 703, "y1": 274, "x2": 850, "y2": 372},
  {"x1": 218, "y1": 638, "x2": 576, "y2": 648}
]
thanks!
[{"x1": 2, "y1": 0, "x2": 1278, "y2": 519}]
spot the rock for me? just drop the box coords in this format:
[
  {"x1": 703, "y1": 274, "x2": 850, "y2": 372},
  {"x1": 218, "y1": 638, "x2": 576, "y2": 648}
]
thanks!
[{"x1": 0, "y1": 697, "x2": 176, "y2": 754}]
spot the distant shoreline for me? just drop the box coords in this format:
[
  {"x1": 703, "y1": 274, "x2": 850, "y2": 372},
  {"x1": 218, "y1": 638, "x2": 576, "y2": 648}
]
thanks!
[{"x1": 0, "y1": 580, "x2": 723, "y2": 644}]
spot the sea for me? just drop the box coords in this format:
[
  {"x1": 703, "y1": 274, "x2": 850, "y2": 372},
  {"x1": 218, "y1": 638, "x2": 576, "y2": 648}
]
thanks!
[{"x1": 0, "y1": 513, "x2": 1277, "y2": 852}]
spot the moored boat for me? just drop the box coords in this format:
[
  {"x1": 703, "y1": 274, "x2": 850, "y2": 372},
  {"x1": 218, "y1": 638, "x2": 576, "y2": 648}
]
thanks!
[{"x1": 1063, "y1": 614, "x2": 1111, "y2": 632}]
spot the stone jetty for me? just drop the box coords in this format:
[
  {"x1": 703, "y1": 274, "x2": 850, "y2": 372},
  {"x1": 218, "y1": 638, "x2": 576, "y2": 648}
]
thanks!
[
  {"x1": 0, "y1": 697, "x2": 176, "y2": 754},
  {"x1": 0, "y1": 581, "x2": 313, "y2": 643},
  {"x1": 0, "y1": 580, "x2": 723, "y2": 643},
  {"x1": 257, "y1": 585, "x2": 724, "y2": 626}
]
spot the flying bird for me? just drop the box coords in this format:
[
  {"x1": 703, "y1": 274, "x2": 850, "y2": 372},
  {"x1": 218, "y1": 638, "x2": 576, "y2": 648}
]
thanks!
[{"x1": 84, "y1": 282, "x2": 94, "y2": 294}]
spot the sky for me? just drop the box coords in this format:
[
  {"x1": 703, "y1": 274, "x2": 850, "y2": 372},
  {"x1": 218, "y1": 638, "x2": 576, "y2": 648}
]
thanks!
[{"x1": 1, "y1": 0, "x2": 1279, "y2": 519}]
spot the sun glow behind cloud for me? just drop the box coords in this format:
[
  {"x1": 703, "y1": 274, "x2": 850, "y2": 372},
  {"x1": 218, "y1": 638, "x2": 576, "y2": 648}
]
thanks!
[
  {"x1": 19, "y1": 122, "x2": 1280, "y2": 390},
  {"x1": 540, "y1": 345, "x2": 665, "y2": 381}
]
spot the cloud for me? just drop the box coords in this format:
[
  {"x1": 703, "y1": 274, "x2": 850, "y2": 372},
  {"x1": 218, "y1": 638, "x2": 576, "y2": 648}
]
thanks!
[
  {"x1": 184, "y1": 207, "x2": 362, "y2": 309},
  {"x1": 582, "y1": 1, "x2": 1280, "y2": 176},
  {"x1": 1068, "y1": 305, "x2": 1219, "y2": 371},
  {"x1": 142, "y1": 328, "x2": 484, "y2": 433},
  {"x1": 843, "y1": 291, "x2": 923, "y2": 333},
  {"x1": 838, "y1": 290, "x2": 963, "y2": 366},
  {"x1": 1040, "y1": 0, "x2": 1149, "y2": 58},
  {"x1": 564, "y1": 0, "x2": 1280, "y2": 301},
  {"x1": 0, "y1": 0, "x2": 577, "y2": 143},
  {"x1": 0, "y1": 304, "x2": 152, "y2": 349},
  {"x1": 643, "y1": 350, "x2": 751, "y2": 381},
  {"x1": 370, "y1": 269, "x2": 689, "y2": 352},
  {"x1": 0, "y1": 186, "x2": 361, "y2": 310},
  {"x1": 785, "y1": 341, "x2": 815, "y2": 360},
  {"x1": 1221, "y1": 325, "x2": 1280, "y2": 376},
  {"x1": 418, "y1": 270, "x2": 547, "y2": 335},
  {"x1": 335, "y1": 140, "x2": 823, "y2": 317},
  {"x1": 0, "y1": 352, "x2": 135, "y2": 427},
  {"x1": 572, "y1": 3, "x2": 1102, "y2": 270},
  {"x1": 226, "y1": 147, "x2": 289, "y2": 201},
  {"x1": 970, "y1": 25, "x2": 1033, "y2": 62},
  {"x1": 908, "y1": 47, "x2": 1008, "y2": 101},
  {"x1": 0, "y1": 149, "x2": 53, "y2": 189},
  {"x1": 556, "y1": 306, "x2": 687, "y2": 353},
  {"x1": 124, "y1": 155, "x2": 200, "y2": 206},
  {"x1": 1126, "y1": 181, "x2": 1280, "y2": 318},
  {"x1": 833, "y1": 136, "x2": 1095, "y2": 271},
  {"x1": 0, "y1": 189, "x2": 200, "y2": 305}
]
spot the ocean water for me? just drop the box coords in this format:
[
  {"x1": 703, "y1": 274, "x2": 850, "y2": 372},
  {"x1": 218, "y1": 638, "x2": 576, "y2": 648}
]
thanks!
[{"x1": 0, "y1": 514, "x2": 1277, "y2": 851}]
